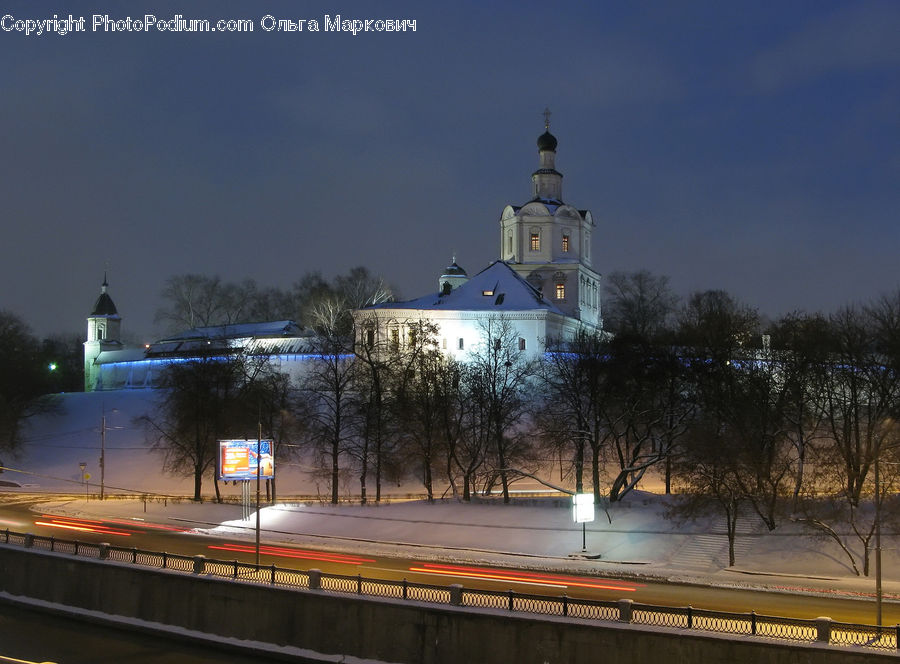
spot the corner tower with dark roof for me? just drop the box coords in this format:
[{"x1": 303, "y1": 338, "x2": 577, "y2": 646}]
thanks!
[
  {"x1": 499, "y1": 111, "x2": 602, "y2": 329},
  {"x1": 84, "y1": 275, "x2": 123, "y2": 391}
]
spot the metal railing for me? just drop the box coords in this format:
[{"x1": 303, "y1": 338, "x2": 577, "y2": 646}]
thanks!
[{"x1": 2, "y1": 529, "x2": 897, "y2": 654}]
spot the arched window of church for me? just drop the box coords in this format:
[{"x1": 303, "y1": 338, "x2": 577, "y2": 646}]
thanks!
[
  {"x1": 390, "y1": 329, "x2": 399, "y2": 350},
  {"x1": 562, "y1": 234, "x2": 569, "y2": 252},
  {"x1": 458, "y1": 338, "x2": 464, "y2": 350},
  {"x1": 507, "y1": 233, "x2": 513, "y2": 255},
  {"x1": 366, "y1": 329, "x2": 375, "y2": 348},
  {"x1": 556, "y1": 283, "x2": 565, "y2": 300},
  {"x1": 518, "y1": 338, "x2": 526, "y2": 351},
  {"x1": 98, "y1": 327, "x2": 105, "y2": 340}
]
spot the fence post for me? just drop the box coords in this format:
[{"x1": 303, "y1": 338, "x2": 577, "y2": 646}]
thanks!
[
  {"x1": 402, "y1": 578, "x2": 408, "y2": 600},
  {"x1": 49, "y1": 536, "x2": 55, "y2": 552},
  {"x1": 270, "y1": 564, "x2": 276, "y2": 585},
  {"x1": 618, "y1": 599, "x2": 634, "y2": 623},
  {"x1": 131, "y1": 548, "x2": 137, "y2": 563},
  {"x1": 162, "y1": 552, "x2": 167, "y2": 569},
  {"x1": 449, "y1": 584, "x2": 463, "y2": 606},
  {"x1": 815, "y1": 617, "x2": 833, "y2": 644},
  {"x1": 357, "y1": 574, "x2": 362, "y2": 594},
  {"x1": 750, "y1": 611, "x2": 757, "y2": 636},
  {"x1": 23, "y1": 533, "x2": 34, "y2": 548},
  {"x1": 233, "y1": 560, "x2": 239, "y2": 578},
  {"x1": 308, "y1": 569, "x2": 321, "y2": 590},
  {"x1": 687, "y1": 606, "x2": 693, "y2": 629},
  {"x1": 192, "y1": 555, "x2": 206, "y2": 574},
  {"x1": 562, "y1": 594, "x2": 568, "y2": 617},
  {"x1": 895, "y1": 625, "x2": 899, "y2": 651},
  {"x1": 508, "y1": 589, "x2": 514, "y2": 611},
  {"x1": 99, "y1": 543, "x2": 110, "y2": 560}
]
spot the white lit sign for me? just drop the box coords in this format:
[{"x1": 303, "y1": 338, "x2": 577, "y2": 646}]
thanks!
[{"x1": 572, "y1": 493, "x2": 595, "y2": 523}]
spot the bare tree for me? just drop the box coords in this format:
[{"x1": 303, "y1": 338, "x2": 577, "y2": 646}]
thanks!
[
  {"x1": 140, "y1": 353, "x2": 253, "y2": 501},
  {"x1": 603, "y1": 269, "x2": 678, "y2": 339},
  {"x1": 467, "y1": 316, "x2": 538, "y2": 503},
  {"x1": 391, "y1": 323, "x2": 448, "y2": 502},
  {"x1": 0, "y1": 311, "x2": 61, "y2": 452},
  {"x1": 670, "y1": 417, "x2": 746, "y2": 567},
  {"x1": 155, "y1": 274, "x2": 258, "y2": 332}
]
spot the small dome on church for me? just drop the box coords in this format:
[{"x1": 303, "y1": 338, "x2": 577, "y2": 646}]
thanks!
[
  {"x1": 91, "y1": 277, "x2": 118, "y2": 316},
  {"x1": 441, "y1": 262, "x2": 467, "y2": 278},
  {"x1": 537, "y1": 130, "x2": 557, "y2": 152}
]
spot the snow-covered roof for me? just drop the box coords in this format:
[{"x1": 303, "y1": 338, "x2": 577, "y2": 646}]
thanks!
[
  {"x1": 157, "y1": 320, "x2": 303, "y2": 343},
  {"x1": 369, "y1": 261, "x2": 566, "y2": 315},
  {"x1": 95, "y1": 347, "x2": 146, "y2": 364}
]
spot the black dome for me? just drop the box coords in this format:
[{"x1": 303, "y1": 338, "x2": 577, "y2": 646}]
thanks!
[
  {"x1": 441, "y1": 262, "x2": 467, "y2": 277},
  {"x1": 91, "y1": 292, "x2": 118, "y2": 316},
  {"x1": 537, "y1": 130, "x2": 557, "y2": 152}
]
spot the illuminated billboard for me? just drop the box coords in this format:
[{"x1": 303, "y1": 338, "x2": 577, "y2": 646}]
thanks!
[
  {"x1": 572, "y1": 493, "x2": 595, "y2": 523},
  {"x1": 218, "y1": 439, "x2": 275, "y2": 481}
]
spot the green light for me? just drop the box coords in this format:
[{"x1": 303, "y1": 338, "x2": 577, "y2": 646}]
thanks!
[{"x1": 48, "y1": 363, "x2": 57, "y2": 372}]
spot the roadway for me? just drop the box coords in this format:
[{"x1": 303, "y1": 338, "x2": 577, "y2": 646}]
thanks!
[{"x1": 1, "y1": 497, "x2": 896, "y2": 626}]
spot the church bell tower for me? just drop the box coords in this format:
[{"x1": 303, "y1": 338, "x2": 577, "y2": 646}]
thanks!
[
  {"x1": 499, "y1": 110, "x2": 603, "y2": 329},
  {"x1": 84, "y1": 275, "x2": 122, "y2": 391}
]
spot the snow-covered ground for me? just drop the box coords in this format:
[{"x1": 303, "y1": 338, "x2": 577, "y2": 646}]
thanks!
[{"x1": 4, "y1": 390, "x2": 900, "y2": 603}]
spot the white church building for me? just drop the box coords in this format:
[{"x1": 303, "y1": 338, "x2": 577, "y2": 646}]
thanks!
[
  {"x1": 355, "y1": 117, "x2": 603, "y2": 358},
  {"x1": 83, "y1": 118, "x2": 603, "y2": 390}
]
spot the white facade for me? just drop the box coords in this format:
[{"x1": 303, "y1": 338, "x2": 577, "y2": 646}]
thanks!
[{"x1": 357, "y1": 260, "x2": 581, "y2": 360}]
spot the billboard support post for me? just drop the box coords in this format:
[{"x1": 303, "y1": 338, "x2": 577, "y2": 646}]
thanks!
[{"x1": 256, "y1": 420, "x2": 261, "y2": 566}]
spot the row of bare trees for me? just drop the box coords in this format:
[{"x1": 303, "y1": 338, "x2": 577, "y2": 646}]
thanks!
[{"x1": 143, "y1": 269, "x2": 900, "y2": 575}]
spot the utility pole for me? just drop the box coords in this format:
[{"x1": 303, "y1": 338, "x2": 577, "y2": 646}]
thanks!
[{"x1": 100, "y1": 413, "x2": 106, "y2": 500}]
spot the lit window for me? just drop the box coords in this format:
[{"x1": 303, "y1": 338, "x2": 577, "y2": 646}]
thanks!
[
  {"x1": 530, "y1": 233, "x2": 540, "y2": 251},
  {"x1": 518, "y1": 338, "x2": 526, "y2": 351},
  {"x1": 458, "y1": 338, "x2": 464, "y2": 350},
  {"x1": 556, "y1": 283, "x2": 565, "y2": 300},
  {"x1": 482, "y1": 290, "x2": 494, "y2": 296},
  {"x1": 562, "y1": 234, "x2": 569, "y2": 252}
]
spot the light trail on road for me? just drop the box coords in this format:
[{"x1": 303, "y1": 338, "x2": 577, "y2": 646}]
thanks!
[
  {"x1": 208, "y1": 542, "x2": 376, "y2": 565},
  {"x1": 408, "y1": 563, "x2": 643, "y2": 592}
]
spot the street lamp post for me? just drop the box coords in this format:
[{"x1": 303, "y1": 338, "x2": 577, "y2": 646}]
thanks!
[
  {"x1": 875, "y1": 451, "x2": 883, "y2": 626},
  {"x1": 79, "y1": 462, "x2": 86, "y2": 498}
]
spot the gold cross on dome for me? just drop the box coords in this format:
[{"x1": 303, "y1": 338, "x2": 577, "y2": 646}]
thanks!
[{"x1": 542, "y1": 107, "x2": 551, "y2": 130}]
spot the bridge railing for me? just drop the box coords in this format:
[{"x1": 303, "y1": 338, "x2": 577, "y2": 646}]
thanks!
[{"x1": 3, "y1": 528, "x2": 897, "y2": 654}]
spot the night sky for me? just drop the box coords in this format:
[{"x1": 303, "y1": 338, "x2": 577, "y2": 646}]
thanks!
[{"x1": 1, "y1": 1, "x2": 898, "y2": 341}]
